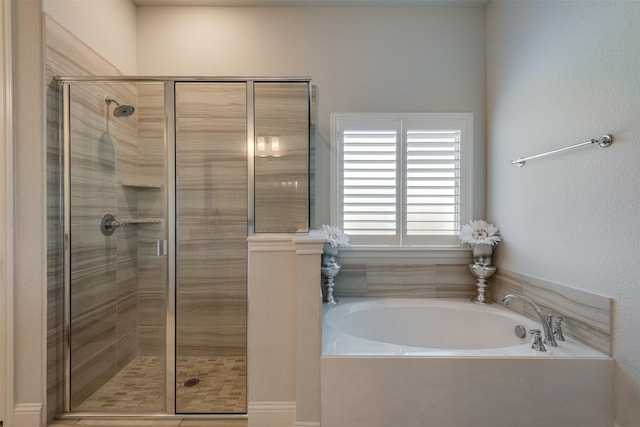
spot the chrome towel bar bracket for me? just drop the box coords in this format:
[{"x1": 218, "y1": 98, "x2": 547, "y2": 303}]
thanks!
[{"x1": 511, "y1": 134, "x2": 613, "y2": 167}]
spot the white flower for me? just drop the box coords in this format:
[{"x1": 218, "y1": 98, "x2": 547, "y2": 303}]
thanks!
[
  {"x1": 459, "y1": 220, "x2": 501, "y2": 246},
  {"x1": 321, "y1": 224, "x2": 351, "y2": 248}
]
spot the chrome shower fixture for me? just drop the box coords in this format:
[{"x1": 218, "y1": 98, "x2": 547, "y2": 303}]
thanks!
[{"x1": 105, "y1": 96, "x2": 135, "y2": 118}]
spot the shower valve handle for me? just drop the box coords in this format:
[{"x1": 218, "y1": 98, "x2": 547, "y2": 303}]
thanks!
[{"x1": 100, "y1": 213, "x2": 123, "y2": 236}]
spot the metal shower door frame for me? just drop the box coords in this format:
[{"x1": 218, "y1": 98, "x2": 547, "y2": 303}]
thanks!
[{"x1": 61, "y1": 78, "x2": 177, "y2": 416}]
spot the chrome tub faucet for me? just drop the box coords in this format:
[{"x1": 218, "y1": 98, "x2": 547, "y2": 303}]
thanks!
[{"x1": 502, "y1": 294, "x2": 558, "y2": 348}]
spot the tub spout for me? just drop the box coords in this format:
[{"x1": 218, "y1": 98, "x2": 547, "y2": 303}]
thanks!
[{"x1": 501, "y1": 294, "x2": 558, "y2": 347}]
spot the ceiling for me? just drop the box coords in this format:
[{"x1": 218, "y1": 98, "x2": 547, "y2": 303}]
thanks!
[{"x1": 132, "y1": 0, "x2": 489, "y2": 6}]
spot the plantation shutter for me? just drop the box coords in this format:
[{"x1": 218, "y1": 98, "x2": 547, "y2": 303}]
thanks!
[
  {"x1": 341, "y1": 120, "x2": 399, "y2": 245},
  {"x1": 404, "y1": 126, "x2": 461, "y2": 240},
  {"x1": 335, "y1": 114, "x2": 469, "y2": 246}
]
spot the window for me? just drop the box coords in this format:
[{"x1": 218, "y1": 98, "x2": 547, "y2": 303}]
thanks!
[{"x1": 331, "y1": 113, "x2": 473, "y2": 247}]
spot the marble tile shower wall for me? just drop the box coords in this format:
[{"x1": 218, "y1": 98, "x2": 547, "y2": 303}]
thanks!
[
  {"x1": 68, "y1": 81, "x2": 140, "y2": 407},
  {"x1": 46, "y1": 16, "x2": 127, "y2": 419},
  {"x1": 175, "y1": 83, "x2": 248, "y2": 358},
  {"x1": 45, "y1": 16, "x2": 168, "y2": 414}
]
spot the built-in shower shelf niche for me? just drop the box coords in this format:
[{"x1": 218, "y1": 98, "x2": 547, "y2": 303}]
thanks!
[
  {"x1": 120, "y1": 218, "x2": 163, "y2": 224},
  {"x1": 119, "y1": 181, "x2": 164, "y2": 190}
]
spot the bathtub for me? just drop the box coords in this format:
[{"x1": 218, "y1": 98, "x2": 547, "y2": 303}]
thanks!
[{"x1": 321, "y1": 298, "x2": 613, "y2": 427}]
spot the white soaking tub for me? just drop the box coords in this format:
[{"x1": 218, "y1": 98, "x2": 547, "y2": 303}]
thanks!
[{"x1": 321, "y1": 298, "x2": 613, "y2": 427}]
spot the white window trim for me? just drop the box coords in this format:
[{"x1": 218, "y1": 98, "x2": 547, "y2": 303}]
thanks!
[{"x1": 330, "y1": 112, "x2": 474, "y2": 251}]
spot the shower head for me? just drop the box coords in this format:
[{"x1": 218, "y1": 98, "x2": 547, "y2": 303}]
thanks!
[
  {"x1": 113, "y1": 104, "x2": 135, "y2": 118},
  {"x1": 105, "y1": 96, "x2": 135, "y2": 118}
]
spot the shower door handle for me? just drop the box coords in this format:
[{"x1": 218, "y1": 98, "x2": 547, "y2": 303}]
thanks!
[{"x1": 157, "y1": 240, "x2": 167, "y2": 257}]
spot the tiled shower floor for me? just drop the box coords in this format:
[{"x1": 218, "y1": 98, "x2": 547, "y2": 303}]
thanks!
[
  {"x1": 75, "y1": 356, "x2": 246, "y2": 413},
  {"x1": 176, "y1": 356, "x2": 246, "y2": 413}
]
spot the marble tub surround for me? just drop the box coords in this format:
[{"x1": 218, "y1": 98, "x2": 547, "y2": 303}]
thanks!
[
  {"x1": 330, "y1": 249, "x2": 611, "y2": 355},
  {"x1": 333, "y1": 262, "x2": 476, "y2": 298},
  {"x1": 491, "y1": 269, "x2": 611, "y2": 355}
]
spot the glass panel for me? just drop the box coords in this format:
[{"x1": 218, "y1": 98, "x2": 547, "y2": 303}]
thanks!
[
  {"x1": 254, "y1": 82, "x2": 309, "y2": 232},
  {"x1": 175, "y1": 83, "x2": 248, "y2": 414},
  {"x1": 68, "y1": 82, "x2": 167, "y2": 412}
]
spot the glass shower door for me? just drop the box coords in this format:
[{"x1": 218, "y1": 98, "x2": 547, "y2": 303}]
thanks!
[
  {"x1": 174, "y1": 82, "x2": 248, "y2": 413},
  {"x1": 66, "y1": 81, "x2": 168, "y2": 412}
]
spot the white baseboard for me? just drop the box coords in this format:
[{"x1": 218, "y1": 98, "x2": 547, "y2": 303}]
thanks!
[
  {"x1": 295, "y1": 422, "x2": 320, "y2": 427},
  {"x1": 248, "y1": 401, "x2": 296, "y2": 427},
  {"x1": 13, "y1": 403, "x2": 43, "y2": 427}
]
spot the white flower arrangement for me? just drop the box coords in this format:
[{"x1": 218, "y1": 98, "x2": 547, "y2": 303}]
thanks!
[
  {"x1": 459, "y1": 220, "x2": 501, "y2": 246},
  {"x1": 320, "y1": 224, "x2": 351, "y2": 248}
]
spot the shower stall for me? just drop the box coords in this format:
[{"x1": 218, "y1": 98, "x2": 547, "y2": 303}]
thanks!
[{"x1": 57, "y1": 77, "x2": 310, "y2": 416}]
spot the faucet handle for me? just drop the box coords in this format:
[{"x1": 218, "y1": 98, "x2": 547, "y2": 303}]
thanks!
[
  {"x1": 543, "y1": 313, "x2": 559, "y2": 347},
  {"x1": 553, "y1": 316, "x2": 565, "y2": 341},
  {"x1": 530, "y1": 329, "x2": 547, "y2": 352}
]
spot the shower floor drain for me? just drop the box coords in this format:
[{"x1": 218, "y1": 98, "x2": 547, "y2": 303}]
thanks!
[{"x1": 183, "y1": 378, "x2": 200, "y2": 387}]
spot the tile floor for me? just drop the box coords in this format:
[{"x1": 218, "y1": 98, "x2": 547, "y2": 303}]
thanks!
[
  {"x1": 75, "y1": 357, "x2": 164, "y2": 412},
  {"x1": 175, "y1": 356, "x2": 246, "y2": 413},
  {"x1": 74, "y1": 356, "x2": 246, "y2": 414},
  {"x1": 49, "y1": 419, "x2": 247, "y2": 427}
]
